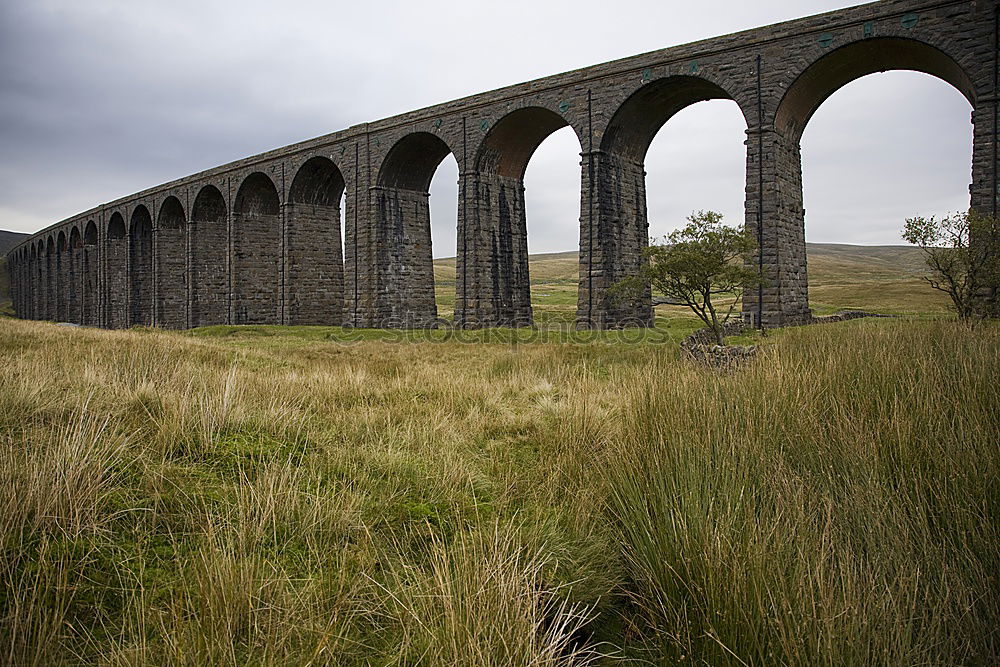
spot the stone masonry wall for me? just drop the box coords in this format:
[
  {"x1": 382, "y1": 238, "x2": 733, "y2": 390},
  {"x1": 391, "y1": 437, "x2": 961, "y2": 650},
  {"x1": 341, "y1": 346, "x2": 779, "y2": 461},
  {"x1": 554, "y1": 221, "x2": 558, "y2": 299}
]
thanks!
[
  {"x1": 129, "y1": 224, "x2": 153, "y2": 327},
  {"x1": 69, "y1": 245, "x2": 82, "y2": 324},
  {"x1": 156, "y1": 222, "x2": 187, "y2": 329},
  {"x1": 285, "y1": 203, "x2": 344, "y2": 325},
  {"x1": 457, "y1": 172, "x2": 532, "y2": 327},
  {"x1": 581, "y1": 152, "x2": 653, "y2": 327},
  {"x1": 83, "y1": 245, "x2": 98, "y2": 326},
  {"x1": 55, "y1": 248, "x2": 66, "y2": 322},
  {"x1": 190, "y1": 218, "x2": 228, "y2": 327},
  {"x1": 5, "y1": 0, "x2": 995, "y2": 331},
  {"x1": 106, "y1": 237, "x2": 127, "y2": 329},
  {"x1": 232, "y1": 212, "x2": 280, "y2": 325},
  {"x1": 371, "y1": 186, "x2": 437, "y2": 327}
]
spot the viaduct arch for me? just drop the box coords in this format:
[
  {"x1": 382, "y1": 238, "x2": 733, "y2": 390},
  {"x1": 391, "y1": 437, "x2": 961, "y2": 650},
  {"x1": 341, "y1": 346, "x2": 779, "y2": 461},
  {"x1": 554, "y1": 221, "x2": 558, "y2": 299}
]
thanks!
[{"x1": 5, "y1": 0, "x2": 997, "y2": 329}]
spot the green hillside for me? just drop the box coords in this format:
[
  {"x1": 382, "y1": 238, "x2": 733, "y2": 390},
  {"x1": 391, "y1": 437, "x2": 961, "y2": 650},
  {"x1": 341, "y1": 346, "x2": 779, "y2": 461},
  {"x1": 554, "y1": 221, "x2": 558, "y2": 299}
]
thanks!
[
  {"x1": 0, "y1": 230, "x2": 28, "y2": 256},
  {"x1": 1, "y1": 230, "x2": 28, "y2": 316},
  {"x1": 434, "y1": 243, "x2": 947, "y2": 321}
]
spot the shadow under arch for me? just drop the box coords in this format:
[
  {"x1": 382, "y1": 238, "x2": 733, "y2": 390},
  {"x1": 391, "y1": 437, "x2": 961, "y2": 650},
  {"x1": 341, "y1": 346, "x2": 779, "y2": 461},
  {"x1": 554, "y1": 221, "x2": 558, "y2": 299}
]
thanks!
[
  {"x1": 82, "y1": 220, "x2": 99, "y2": 326},
  {"x1": 461, "y1": 105, "x2": 583, "y2": 327},
  {"x1": 67, "y1": 225, "x2": 82, "y2": 324},
  {"x1": 43, "y1": 236, "x2": 55, "y2": 321},
  {"x1": 190, "y1": 184, "x2": 227, "y2": 327},
  {"x1": 55, "y1": 230, "x2": 68, "y2": 322},
  {"x1": 27, "y1": 244, "x2": 37, "y2": 320},
  {"x1": 372, "y1": 132, "x2": 457, "y2": 327},
  {"x1": 378, "y1": 132, "x2": 454, "y2": 191},
  {"x1": 129, "y1": 205, "x2": 153, "y2": 327},
  {"x1": 476, "y1": 106, "x2": 578, "y2": 179},
  {"x1": 287, "y1": 156, "x2": 347, "y2": 325},
  {"x1": 233, "y1": 172, "x2": 281, "y2": 324},
  {"x1": 157, "y1": 196, "x2": 187, "y2": 328},
  {"x1": 105, "y1": 212, "x2": 127, "y2": 328}
]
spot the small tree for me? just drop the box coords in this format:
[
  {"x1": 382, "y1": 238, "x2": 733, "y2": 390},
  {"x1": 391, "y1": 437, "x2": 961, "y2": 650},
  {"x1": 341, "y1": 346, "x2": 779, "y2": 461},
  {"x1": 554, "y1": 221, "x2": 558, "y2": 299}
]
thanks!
[
  {"x1": 902, "y1": 210, "x2": 1000, "y2": 324},
  {"x1": 617, "y1": 211, "x2": 763, "y2": 345}
]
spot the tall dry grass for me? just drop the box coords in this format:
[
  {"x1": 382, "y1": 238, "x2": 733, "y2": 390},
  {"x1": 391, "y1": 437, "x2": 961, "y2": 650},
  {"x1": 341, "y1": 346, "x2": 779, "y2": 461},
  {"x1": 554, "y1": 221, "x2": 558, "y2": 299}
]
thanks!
[
  {"x1": 607, "y1": 323, "x2": 999, "y2": 664},
  {"x1": 0, "y1": 317, "x2": 995, "y2": 664}
]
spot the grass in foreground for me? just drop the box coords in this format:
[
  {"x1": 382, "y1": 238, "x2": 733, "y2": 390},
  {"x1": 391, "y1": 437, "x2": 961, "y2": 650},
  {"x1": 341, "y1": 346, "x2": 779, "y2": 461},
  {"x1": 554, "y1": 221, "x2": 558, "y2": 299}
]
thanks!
[{"x1": 0, "y1": 317, "x2": 996, "y2": 664}]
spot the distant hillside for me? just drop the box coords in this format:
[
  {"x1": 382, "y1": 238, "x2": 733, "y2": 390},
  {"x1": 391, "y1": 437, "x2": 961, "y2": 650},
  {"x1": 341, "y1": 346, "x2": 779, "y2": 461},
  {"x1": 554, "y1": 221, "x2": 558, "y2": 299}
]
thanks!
[
  {"x1": 0, "y1": 230, "x2": 28, "y2": 256},
  {"x1": 435, "y1": 243, "x2": 929, "y2": 284},
  {"x1": 434, "y1": 243, "x2": 944, "y2": 316},
  {"x1": 806, "y1": 242, "x2": 928, "y2": 277},
  {"x1": 1, "y1": 230, "x2": 28, "y2": 313}
]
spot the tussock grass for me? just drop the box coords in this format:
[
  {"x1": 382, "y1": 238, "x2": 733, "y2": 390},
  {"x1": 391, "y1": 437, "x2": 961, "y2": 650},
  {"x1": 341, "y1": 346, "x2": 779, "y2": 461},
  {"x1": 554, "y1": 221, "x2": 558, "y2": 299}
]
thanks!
[
  {"x1": 0, "y1": 317, "x2": 995, "y2": 664},
  {"x1": 607, "y1": 323, "x2": 999, "y2": 664}
]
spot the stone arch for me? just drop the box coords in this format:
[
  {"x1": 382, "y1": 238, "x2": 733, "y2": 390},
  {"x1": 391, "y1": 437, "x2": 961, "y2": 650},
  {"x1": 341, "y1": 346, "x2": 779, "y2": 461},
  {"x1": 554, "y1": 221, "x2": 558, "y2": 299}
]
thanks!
[
  {"x1": 11, "y1": 249, "x2": 20, "y2": 318},
  {"x1": 23, "y1": 248, "x2": 31, "y2": 318},
  {"x1": 233, "y1": 172, "x2": 281, "y2": 324},
  {"x1": 18, "y1": 249, "x2": 25, "y2": 319},
  {"x1": 82, "y1": 221, "x2": 98, "y2": 326},
  {"x1": 742, "y1": 36, "x2": 980, "y2": 327},
  {"x1": 45, "y1": 237, "x2": 56, "y2": 321},
  {"x1": 475, "y1": 106, "x2": 575, "y2": 179},
  {"x1": 287, "y1": 156, "x2": 346, "y2": 324},
  {"x1": 377, "y1": 131, "x2": 454, "y2": 191},
  {"x1": 106, "y1": 212, "x2": 127, "y2": 329},
  {"x1": 775, "y1": 37, "x2": 976, "y2": 142},
  {"x1": 108, "y1": 212, "x2": 126, "y2": 238},
  {"x1": 129, "y1": 205, "x2": 153, "y2": 326},
  {"x1": 68, "y1": 226, "x2": 83, "y2": 324},
  {"x1": 601, "y1": 76, "x2": 747, "y2": 162},
  {"x1": 460, "y1": 106, "x2": 583, "y2": 326},
  {"x1": 290, "y1": 156, "x2": 345, "y2": 205},
  {"x1": 373, "y1": 132, "x2": 457, "y2": 327},
  {"x1": 85, "y1": 221, "x2": 98, "y2": 245},
  {"x1": 190, "y1": 184, "x2": 228, "y2": 326},
  {"x1": 55, "y1": 230, "x2": 68, "y2": 322},
  {"x1": 156, "y1": 196, "x2": 187, "y2": 328},
  {"x1": 22, "y1": 248, "x2": 29, "y2": 319},
  {"x1": 41, "y1": 238, "x2": 51, "y2": 320},
  {"x1": 586, "y1": 76, "x2": 749, "y2": 327},
  {"x1": 30, "y1": 244, "x2": 37, "y2": 318},
  {"x1": 8, "y1": 249, "x2": 18, "y2": 318}
]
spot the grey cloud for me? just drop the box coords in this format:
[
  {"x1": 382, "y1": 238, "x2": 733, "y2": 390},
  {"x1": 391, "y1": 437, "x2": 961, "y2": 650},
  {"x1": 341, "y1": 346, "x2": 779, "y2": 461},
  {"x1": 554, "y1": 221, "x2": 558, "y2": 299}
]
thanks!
[{"x1": 0, "y1": 0, "x2": 976, "y2": 255}]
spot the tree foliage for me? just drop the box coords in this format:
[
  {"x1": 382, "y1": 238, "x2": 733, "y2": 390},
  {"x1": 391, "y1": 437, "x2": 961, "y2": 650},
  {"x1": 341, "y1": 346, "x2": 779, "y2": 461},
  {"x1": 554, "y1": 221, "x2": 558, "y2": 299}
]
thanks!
[
  {"x1": 617, "y1": 211, "x2": 763, "y2": 345},
  {"x1": 902, "y1": 210, "x2": 1000, "y2": 324}
]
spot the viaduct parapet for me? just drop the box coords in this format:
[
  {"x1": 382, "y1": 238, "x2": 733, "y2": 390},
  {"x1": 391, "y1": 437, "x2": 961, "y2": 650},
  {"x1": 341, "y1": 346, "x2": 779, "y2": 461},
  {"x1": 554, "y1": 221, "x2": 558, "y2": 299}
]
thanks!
[{"x1": 5, "y1": 0, "x2": 997, "y2": 329}]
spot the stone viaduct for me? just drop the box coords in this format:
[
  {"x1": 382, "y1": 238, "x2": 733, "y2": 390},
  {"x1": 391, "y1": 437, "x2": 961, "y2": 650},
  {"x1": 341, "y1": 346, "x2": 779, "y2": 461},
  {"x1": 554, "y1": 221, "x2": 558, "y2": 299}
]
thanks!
[{"x1": 5, "y1": 0, "x2": 997, "y2": 330}]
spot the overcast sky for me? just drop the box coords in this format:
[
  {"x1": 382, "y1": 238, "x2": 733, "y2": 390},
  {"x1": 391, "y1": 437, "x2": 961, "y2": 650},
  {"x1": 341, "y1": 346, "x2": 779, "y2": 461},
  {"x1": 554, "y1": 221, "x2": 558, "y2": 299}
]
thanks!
[{"x1": 0, "y1": 0, "x2": 974, "y2": 256}]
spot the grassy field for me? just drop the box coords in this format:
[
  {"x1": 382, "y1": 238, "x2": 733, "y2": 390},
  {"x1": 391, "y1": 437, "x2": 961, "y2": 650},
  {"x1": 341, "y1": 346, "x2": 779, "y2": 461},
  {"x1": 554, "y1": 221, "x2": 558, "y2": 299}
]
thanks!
[
  {"x1": 1, "y1": 244, "x2": 994, "y2": 665},
  {"x1": 1, "y1": 315, "x2": 997, "y2": 664}
]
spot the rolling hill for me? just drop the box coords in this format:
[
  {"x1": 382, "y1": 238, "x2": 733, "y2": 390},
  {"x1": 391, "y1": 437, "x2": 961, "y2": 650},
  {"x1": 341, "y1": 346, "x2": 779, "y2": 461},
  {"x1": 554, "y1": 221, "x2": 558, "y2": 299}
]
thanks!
[
  {"x1": 434, "y1": 243, "x2": 946, "y2": 319},
  {"x1": 0, "y1": 230, "x2": 28, "y2": 256},
  {"x1": 0, "y1": 230, "x2": 28, "y2": 313}
]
